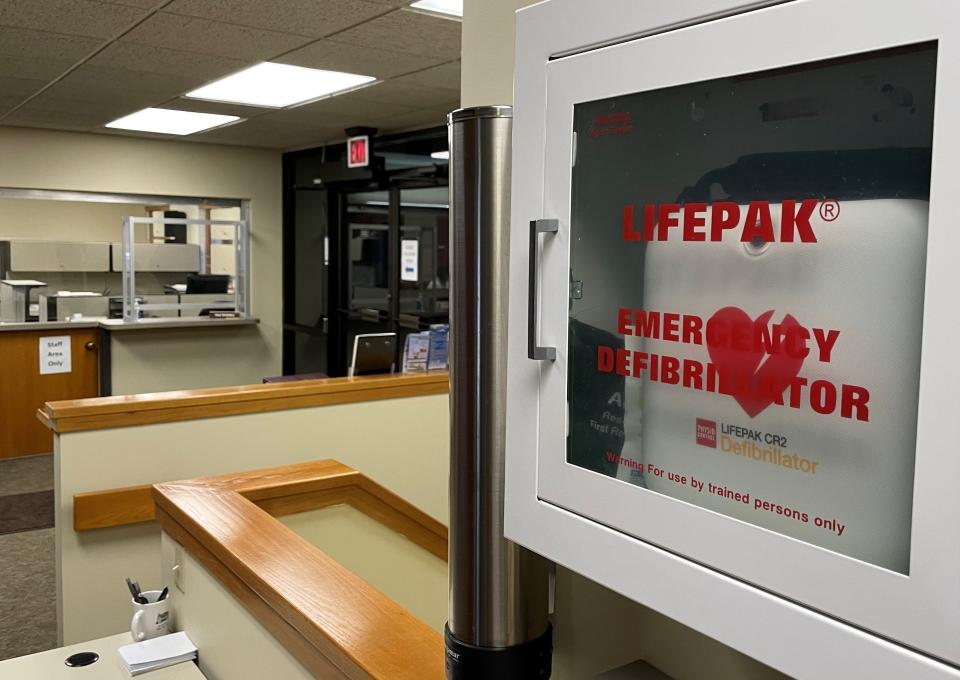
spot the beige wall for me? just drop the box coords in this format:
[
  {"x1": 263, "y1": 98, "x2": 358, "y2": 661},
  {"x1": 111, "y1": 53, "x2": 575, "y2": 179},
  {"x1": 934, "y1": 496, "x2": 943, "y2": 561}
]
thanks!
[
  {"x1": 461, "y1": 0, "x2": 536, "y2": 107},
  {"x1": 0, "y1": 197, "x2": 143, "y2": 242},
  {"x1": 461, "y1": 2, "x2": 787, "y2": 678},
  {"x1": 0, "y1": 126, "x2": 282, "y2": 391},
  {"x1": 281, "y1": 505, "x2": 447, "y2": 633},
  {"x1": 160, "y1": 533, "x2": 314, "y2": 680},
  {"x1": 55, "y1": 393, "x2": 449, "y2": 644}
]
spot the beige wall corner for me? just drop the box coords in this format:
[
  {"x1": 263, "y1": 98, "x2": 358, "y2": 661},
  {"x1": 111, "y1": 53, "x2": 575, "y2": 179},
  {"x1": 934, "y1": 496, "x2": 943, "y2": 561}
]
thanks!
[{"x1": 461, "y1": 0, "x2": 539, "y2": 107}]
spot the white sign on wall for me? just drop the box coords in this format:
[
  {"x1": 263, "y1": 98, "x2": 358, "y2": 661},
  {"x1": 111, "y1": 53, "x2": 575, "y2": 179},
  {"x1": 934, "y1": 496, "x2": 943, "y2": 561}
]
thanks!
[
  {"x1": 401, "y1": 239, "x2": 419, "y2": 282},
  {"x1": 39, "y1": 336, "x2": 71, "y2": 375}
]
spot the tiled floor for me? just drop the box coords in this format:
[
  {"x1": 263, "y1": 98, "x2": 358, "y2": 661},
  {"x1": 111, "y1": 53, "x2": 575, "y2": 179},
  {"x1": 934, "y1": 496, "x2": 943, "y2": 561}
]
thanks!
[{"x1": 0, "y1": 454, "x2": 57, "y2": 661}]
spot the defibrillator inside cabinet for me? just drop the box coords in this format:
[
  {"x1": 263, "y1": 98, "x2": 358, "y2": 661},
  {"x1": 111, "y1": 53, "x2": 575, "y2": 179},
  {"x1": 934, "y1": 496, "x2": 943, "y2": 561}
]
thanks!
[{"x1": 511, "y1": 0, "x2": 960, "y2": 672}]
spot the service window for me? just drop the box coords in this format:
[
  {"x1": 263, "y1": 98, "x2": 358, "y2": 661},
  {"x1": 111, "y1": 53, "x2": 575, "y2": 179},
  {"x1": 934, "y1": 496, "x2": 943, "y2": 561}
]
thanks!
[{"x1": 533, "y1": 0, "x2": 960, "y2": 663}]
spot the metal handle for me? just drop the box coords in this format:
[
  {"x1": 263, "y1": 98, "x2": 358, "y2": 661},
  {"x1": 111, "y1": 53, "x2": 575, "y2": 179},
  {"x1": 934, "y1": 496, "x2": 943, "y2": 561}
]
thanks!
[
  {"x1": 528, "y1": 218, "x2": 558, "y2": 361},
  {"x1": 84, "y1": 341, "x2": 96, "y2": 351}
]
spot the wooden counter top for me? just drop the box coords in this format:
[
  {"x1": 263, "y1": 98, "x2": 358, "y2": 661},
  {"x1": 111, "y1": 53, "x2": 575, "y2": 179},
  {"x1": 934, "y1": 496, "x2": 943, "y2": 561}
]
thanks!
[
  {"x1": 153, "y1": 460, "x2": 445, "y2": 679},
  {"x1": 39, "y1": 371, "x2": 449, "y2": 433}
]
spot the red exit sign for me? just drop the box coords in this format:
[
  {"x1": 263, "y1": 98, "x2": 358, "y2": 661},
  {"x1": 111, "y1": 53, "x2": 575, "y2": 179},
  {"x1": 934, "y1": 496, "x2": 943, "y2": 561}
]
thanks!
[{"x1": 347, "y1": 135, "x2": 370, "y2": 168}]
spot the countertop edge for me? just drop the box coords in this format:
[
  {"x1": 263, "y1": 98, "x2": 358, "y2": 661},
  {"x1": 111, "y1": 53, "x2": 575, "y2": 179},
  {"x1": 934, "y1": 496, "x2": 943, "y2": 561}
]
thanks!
[{"x1": 0, "y1": 318, "x2": 260, "y2": 333}]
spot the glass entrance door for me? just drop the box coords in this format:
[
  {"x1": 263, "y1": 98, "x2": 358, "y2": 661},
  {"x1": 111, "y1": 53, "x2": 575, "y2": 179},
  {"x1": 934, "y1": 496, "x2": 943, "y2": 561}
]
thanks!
[{"x1": 341, "y1": 189, "x2": 397, "y2": 374}]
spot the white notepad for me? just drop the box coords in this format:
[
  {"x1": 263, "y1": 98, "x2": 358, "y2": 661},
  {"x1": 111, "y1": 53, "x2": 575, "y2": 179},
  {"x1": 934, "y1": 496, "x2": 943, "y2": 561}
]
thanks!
[{"x1": 117, "y1": 631, "x2": 198, "y2": 676}]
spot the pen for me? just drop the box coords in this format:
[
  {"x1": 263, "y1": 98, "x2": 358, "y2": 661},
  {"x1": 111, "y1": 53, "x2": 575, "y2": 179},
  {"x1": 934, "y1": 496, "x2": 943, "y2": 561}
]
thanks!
[
  {"x1": 158, "y1": 587, "x2": 169, "y2": 602},
  {"x1": 127, "y1": 578, "x2": 147, "y2": 604}
]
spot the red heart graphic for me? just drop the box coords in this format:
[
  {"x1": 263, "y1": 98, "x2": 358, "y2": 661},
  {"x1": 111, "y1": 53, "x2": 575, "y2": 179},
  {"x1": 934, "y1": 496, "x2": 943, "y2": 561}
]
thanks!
[{"x1": 706, "y1": 307, "x2": 806, "y2": 418}]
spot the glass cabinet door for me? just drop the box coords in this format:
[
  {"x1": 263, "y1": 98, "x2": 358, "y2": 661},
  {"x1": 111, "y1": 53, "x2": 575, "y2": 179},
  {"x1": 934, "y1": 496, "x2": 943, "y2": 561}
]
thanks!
[{"x1": 534, "y1": 0, "x2": 960, "y2": 664}]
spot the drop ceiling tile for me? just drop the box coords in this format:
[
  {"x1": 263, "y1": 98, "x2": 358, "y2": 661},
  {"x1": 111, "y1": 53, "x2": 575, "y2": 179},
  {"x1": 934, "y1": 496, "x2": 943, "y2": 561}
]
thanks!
[
  {"x1": 0, "y1": 93, "x2": 26, "y2": 116},
  {"x1": 394, "y1": 60, "x2": 459, "y2": 90},
  {"x1": 253, "y1": 107, "x2": 355, "y2": 132},
  {"x1": 327, "y1": 10, "x2": 460, "y2": 60},
  {"x1": 163, "y1": 0, "x2": 388, "y2": 38},
  {"x1": 97, "y1": 0, "x2": 161, "y2": 8},
  {"x1": 0, "y1": 0, "x2": 148, "y2": 39},
  {"x1": 0, "y1": 54, "x2": 75, "y2": 81},
  {"x1": 14, "y1": 91, "x2": 143, "y2": 118},
  {"x1": 0, "y1": 74, "x2": 46, "y2": 100},
  {"x1": 120, "y1": 11, "x2": 312, "y2": 60},
  {"x1": 89, "y1": 42, "x2": 246, "y2": 82},
  {"x1": 279, "y1": 92, "x2": 418, "y2": 122},
  {"x1": 50, "y1": 63, "x2": 208, "y2": 104},
  {"x1": 350, "y1": 79, "x2": 457, "y2": 108},
  {"x1": 276, "y1": 39, "x2": 441, "y2": 80},
  {"x1": 3, "y1": 107, "x2": 114, "y2": 130},
  {"x1": 379, "y1": 107, "x2": 449, "y2": 133},
  {"x1": 0, "y1": 26, "x2": 104, "y2": 62},
  {"x1": 196, "y1": 117, "x2": 343, "y2": 149}
]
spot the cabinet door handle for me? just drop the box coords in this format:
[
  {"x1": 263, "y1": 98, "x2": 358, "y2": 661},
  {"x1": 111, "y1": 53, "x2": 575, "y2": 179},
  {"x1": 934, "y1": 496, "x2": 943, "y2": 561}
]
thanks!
[
  {"x1": 85, "y1": 341, "x2": 96, "y2": 351},
  {"x1": 528, "y1": 218, "x2": 558, "y2": 361}
]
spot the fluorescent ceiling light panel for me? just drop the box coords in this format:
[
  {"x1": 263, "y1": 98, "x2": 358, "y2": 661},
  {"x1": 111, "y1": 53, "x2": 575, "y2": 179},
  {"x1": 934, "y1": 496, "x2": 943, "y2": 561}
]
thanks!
[
  {"x1": 186, "y1": 63, "x2": 375, "y2": 108},
  {"x1": 430, "y1": 150, "x2": 450, "y2": 160},
  {"x1": 105, "y1": 108, "x2": 239, "y2": 135},
  {"x1": 410, "y1": 0, "x2": 462, "y2": 17}
]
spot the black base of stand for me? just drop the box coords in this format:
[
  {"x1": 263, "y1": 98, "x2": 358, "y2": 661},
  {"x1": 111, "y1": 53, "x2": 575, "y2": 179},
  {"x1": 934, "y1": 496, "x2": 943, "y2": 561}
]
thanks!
[{"x1": 444, "y1": 623, "x2": 552, "y2": 680}]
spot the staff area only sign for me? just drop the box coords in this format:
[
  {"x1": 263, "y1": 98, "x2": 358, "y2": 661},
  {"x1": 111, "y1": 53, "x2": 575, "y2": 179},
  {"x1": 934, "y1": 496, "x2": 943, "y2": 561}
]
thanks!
[
  {"x1": 39, "y1": 336, "x2": 72, "y2": 375},
  {"x1": 565, "y1": 42, "x2": 937, "y2": 573}
]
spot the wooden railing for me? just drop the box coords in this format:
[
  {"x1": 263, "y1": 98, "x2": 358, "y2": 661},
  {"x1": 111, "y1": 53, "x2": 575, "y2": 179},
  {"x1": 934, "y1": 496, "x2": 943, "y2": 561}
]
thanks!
[
  {"x1": 39, "y1": 372, "x2": 449, "y2": 433},
  {"x1": 153, "y1": 460, "x2": 446, "y2": 679}
]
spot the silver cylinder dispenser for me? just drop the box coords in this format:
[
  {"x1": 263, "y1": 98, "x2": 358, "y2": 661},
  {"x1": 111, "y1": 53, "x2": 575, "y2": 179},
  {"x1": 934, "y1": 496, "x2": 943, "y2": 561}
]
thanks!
[{"x1": 445, "y1": 105, "x2": 552, "y2": 680}]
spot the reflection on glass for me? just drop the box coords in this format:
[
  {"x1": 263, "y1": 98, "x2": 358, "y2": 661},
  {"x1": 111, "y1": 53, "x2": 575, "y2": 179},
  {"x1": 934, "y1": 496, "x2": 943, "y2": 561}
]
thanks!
[
  {"x1": 347, "y1": 191, "x2": 390, "y2": 313},
  {"x1": 567, "y1": 43, "x2": 937, "y2": 573},
  {"x1": 399, "y1": 186, "x2": 449, "y2": 317}
]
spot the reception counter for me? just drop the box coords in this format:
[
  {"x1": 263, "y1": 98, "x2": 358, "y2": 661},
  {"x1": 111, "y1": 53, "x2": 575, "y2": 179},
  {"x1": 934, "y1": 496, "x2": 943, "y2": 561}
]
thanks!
[{"x1": 0, "y1": 318, "x2": 264, "y2": 459}]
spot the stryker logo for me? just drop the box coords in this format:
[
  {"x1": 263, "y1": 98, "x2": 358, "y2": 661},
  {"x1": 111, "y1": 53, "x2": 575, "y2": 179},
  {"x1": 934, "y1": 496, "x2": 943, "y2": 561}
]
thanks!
[
  {"x1": 622, "y1": 199, "x2": 823, "y2": 243},
  {"x1": 696, "y1": 418, "x2": 717, "y2": 448}
]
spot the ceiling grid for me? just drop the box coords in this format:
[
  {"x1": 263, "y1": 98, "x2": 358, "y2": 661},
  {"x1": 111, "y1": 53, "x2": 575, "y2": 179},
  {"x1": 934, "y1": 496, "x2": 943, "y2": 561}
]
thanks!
[{"x1": 0, "y1": 0, "x2": 460, "y2": 149}]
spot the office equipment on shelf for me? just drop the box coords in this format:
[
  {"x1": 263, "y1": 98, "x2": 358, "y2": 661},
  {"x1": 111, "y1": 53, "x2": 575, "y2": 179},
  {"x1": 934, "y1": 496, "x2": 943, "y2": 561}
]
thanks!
[
  {"x1": 40, "y1": 292, "x2": 108, "y2": 321},
  {"x1": 0, "y1": 279, "x2": 45, "y2": 322},
  {"x1": 117, "y1": 631, "x2": 197, "y2": 676},
  {"x1": 186, "y1": 274, "x2": 230, "y2": 294},
  {"x1": 349, "y1": 332, "x2": 396, "y2": 377}
]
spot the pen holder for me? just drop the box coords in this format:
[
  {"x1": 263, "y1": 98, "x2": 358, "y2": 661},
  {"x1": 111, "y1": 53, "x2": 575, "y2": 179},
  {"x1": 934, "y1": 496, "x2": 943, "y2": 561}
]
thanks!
[{"x1": 131, "y1": 590, "x2": 170, "y2": 641}]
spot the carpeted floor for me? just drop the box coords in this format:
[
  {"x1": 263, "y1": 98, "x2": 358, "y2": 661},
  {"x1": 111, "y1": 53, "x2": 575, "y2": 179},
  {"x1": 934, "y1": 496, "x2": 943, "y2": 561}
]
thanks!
[
  {"x1": 0, "y1": 454, "x2": 53, "y2": 497},
  {"x1": 0, "y1": 454, "x2": 58, "y2": 661},
  {"x1": 0, "y1": 490, "x2": 55, "y2": 535},
  {"x1": 0, "y1": 528, "x2": 56, "y2": 660}
]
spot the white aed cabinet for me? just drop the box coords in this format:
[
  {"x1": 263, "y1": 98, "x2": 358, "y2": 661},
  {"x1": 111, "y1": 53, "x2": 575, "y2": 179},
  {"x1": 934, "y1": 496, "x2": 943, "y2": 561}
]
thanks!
[{"x1": 505, "y1": 1, "x2": 960, "y2": 678}]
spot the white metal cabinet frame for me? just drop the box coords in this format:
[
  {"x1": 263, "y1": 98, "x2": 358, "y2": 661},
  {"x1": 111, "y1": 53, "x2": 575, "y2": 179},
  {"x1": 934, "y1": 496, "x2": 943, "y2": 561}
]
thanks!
[{"x1": 504, "y1": 1, "x2": 960, "y2": 678}]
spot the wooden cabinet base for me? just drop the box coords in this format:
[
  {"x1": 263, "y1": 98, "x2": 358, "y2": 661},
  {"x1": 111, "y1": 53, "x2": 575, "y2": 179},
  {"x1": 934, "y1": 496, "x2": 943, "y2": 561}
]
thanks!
[{"x1": 0, "y1": 328, "x2": 99, "y2": 459}]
